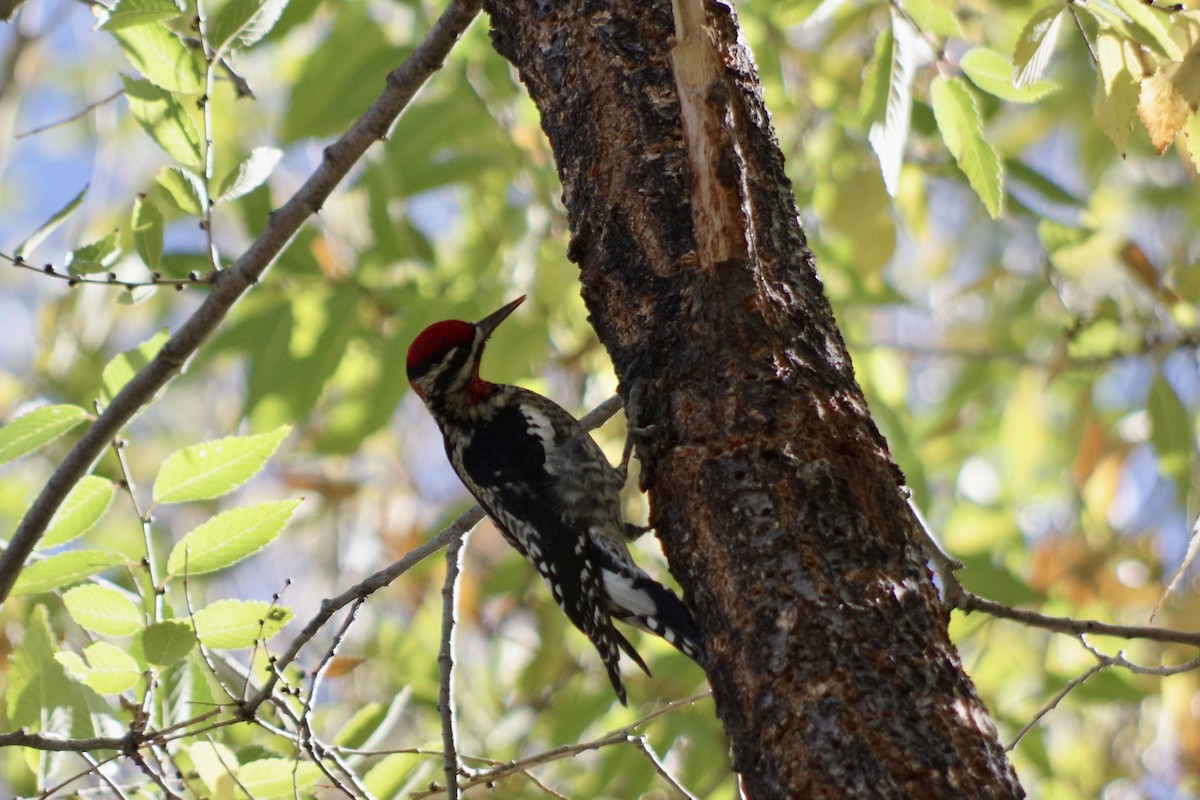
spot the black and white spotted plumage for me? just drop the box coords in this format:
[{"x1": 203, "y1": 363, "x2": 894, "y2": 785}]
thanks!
[{"x1": 406, "y1": 296, "x2": 704, "y2": 704}]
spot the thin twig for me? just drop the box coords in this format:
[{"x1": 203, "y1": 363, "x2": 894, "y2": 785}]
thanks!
[
  {"x1": 1077, "y1": 638, "x2": 1200, "y2": 677},
  {"x1": 1005, "y1": 658, "x2": 1108, "y2": 751},
  {"x1": 129, "y1": 750, "x2": 183, "y2": 800},
  {"x1": 78, "y1": 751, "x2": 133, "y2": 800},
  {"x1": 951, "y1": 587, "x2": 1200, "y2": 648},
  {"x1": 206, "y1": 733, "x2": 255, "y2": 799},
  {"x1": 0, "y1": 0, "x2": 486, "y2": 603},
  {"x1": 1152, "y1": 514, "x2": 1200, "y2": 622},
  {"x1": 410, "y1": 691, "x2": 712, "y2": 799},
  {"x1": 296, "y1": 600, "x2": 369, "y2": 798},
  {"x1": 1007, "y1": 637, "x2": 1200, "y2": 751},
  {"x1": 302, "y1": 599, "x2": 364, "y2": 721},
  {"x1": 15, "y1": 90, "x2": 124, "y2": 138},
  {"x1": 38, "y1": 752, "x2": 122, "y2": 799},
  {"x1": 631, "y1": 735, "x2": 699, "y2": 800},
  {"x1": 438, "y1": 526, "x2": 470, "y2": 799},
  {"x1": 905, "y1": 491, "x2": 963, "y2": 582},
  {"x1": 520, "y1": 770, "x2": 570, "y2": 799},
  {"x1": 4, "y1": 255, "x2": 214, "y2": 290}
]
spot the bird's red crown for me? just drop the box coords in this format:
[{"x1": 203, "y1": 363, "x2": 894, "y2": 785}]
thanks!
[{"x1": 406, "y1": 320, "x2": 475, "y2": 374}]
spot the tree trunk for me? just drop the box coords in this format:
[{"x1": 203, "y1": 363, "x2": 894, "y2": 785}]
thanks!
[{"x1": 483, "y1": 0, "x2": 1025, "y2": 796}]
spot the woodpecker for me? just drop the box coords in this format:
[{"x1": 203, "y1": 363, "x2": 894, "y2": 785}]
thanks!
[{"x1": 406, "y1": 295, "x2": 703, "y2": 704}]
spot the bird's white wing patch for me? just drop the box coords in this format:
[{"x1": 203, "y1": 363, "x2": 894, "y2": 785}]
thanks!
[
  {"x1": 601, "y1": 568, "x2": 658, "y2": 617},
  {"x1": 521, "y1": 405, "x2": 558, "y2": 453}
]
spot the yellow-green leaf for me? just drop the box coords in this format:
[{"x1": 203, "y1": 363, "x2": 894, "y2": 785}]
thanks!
[
  {"x1": 139, "y1": 620, "x2": 196, "y2": 666},
  {"x1": 960, "y1": 47, "x2": 1059, "y2": 103},
  {"x1": 15, "y1": 184, "x2": 87, "y2": 259},
  {"x1": 156, "y1": 165, "x2": 206, "y2": 217},
  {"x1": 166, "y1": 499, "x2": 300, "y2": 576},
  {"x1": 0, "y1": 405, "x2": 89, "y2": 467},
  {"x1": 191, "y1": 599, "x2": 292, "y2": 649},
  {"x1": 41, "y1": 476, "x2": 116, "y2": 549},
  {"x1": 122, "y1": 76, "x2": 203, "y2": 166},
  {"x1": 153, "y1": 425, "x2": 291, "y2": 503},
  {"x1": 1095, "y1": 32, "x2": 1142, "y2": 154},
  {"x1": 112, "y1": 22, "x2": 202, "y2": 94},
  {"x1": 63, "y1": 585, "x2": 143, "y2": 636},
  {"x1": 11, "y1": 551, "x2": 128, "y2": 596},
  {"x1": 1013, "y1": 4, "x2": 1065, "y2": 88},
  {"x1": 867, "y1": 14, "x2": 918, "y2": 196},
  {"x1": 55, "y1": 642, "x2": 140, "y2": 694},
  {"x1": 101, "y1": 329, "x2": 170, "y2": 406},
  {"x1": 930, "y1": 76, "x2": 1004, "y2": 218},
  {"x1": 1148, "y1": 373, "x2": 1192, "y2": 499}
]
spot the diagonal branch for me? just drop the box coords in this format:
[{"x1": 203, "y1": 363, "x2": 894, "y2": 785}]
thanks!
[{"x1": 0, "y1": 0, "x2": 484, "y2": 604}]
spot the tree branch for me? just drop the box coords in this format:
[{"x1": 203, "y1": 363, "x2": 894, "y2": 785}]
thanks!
[
  {"x1": 0, "y1": 0, "x2": 485, "y2": 603},
  {"x1": 951, "y1": 587, "x2": 1200, "y2": 648},
  {"x1": 438, "y1": 527, "x2": 469, "y2": 799}
]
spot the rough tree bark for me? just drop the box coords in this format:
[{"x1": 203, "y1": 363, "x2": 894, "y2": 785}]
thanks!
[{"x1": 484, "y1": 0, "x2": 1024, "y2": 797}]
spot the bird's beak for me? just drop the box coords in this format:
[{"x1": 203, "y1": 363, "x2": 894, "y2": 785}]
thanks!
[{"x1": 476, "y1": 295, "x2": 526, "y2": 338}]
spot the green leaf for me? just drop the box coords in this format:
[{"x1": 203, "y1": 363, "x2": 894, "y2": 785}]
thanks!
[
  {"x1": 238, "y1": 759, "x2": 324, "y2": 799},
  {"x1": 1184, "y1": 110, "x2": 1200, "y2": 174},
  {"x1": 0, "y1": 404, "x2": 89, "y2": 467},
  {"x1": 153, "y1": 424, "x2": 291, "y2": 503},
  {"x1": 859, "y1": 25, "x2": 892, "y2": 126},
  {"x1": 1095, "y1": 32, "x2": 1141, "y2": 155},
  {"x1": 191, "y1": 599, "x2": 293, "y2": 649},
  {"x1": 281, "y1": 3, "x2": 393, "y2": 142},
  {"x1": 1100, "y1": 0, "x2": 1182, "y2": 60},
  {"x1": 101, "y1": 328, "x2": 170, "y2": 406},
  {"x1": 67, "y1": 230, "x2": 121, "y2": 275},
  {"x1": 11, "y1": 550, "x2": 128, "y2": 596},
  {"x1": 101, "y1": 0, "x2": 181, "y2": 31},
  {"x1": 112, "y1": 22, "x2": 203, "y2": 94},
  {"x1": 334, "y1": 689, "x2": 408, "y2": 748},
  {"x1": 166, "y1": 499, "x2": 300, "y2": 576},
  {"x1": 1013, "y1": 4, "x2": 1065, "y2": 88},
  {"x1": 132, "y1": 195, "x2": 165, "y2": 271},
  {"x1": 63, "y1": 585, "x2": 143, "y2": 636},
  {"x1": 6, "y1": 607, "x2": 89, "y2": 731},
  {"x1": 121, "y1": 76, "x2": 203, "y2": 166},
  {"x1": 364, "y1": 753, "x2": 427, "y2": 799},
  {"x1": 1148, "y1": 373, "x2": 1192, "y2": 499},
  {"x1": 930, "y1": 76, "x2": 1004, "y2": 219},
  {"x1": 191, "y1": 741, "x2": 240, "y2": 796},
  {"x1": 139, "y1": 620, "x2": 196, "y2": 665},
  {"x1": 41, "y1": 475, "x2": 116, "y2": 549},
  {"x1": 216, "y1": 146, "x2": 282, "y2": 203},
  {"x1": 15, "y1": 184, "x2": 88, "y2": 258},
  {"x1": 242, "y1": 287, "x2": 361, "y2": 431},
  {"x1": 55, "y1": 641, "x2": 140, "y2": 694},
  {"x1": 156, "y1": 165, "x2": 207, "y2": 217},
  {"x1": 866, "y1": 13, "x2": 917, "y2": 196},
  {"x1": 900, "y1": 0, "x2": 962, "y2": 38},
  {"x1": 960, "y1": 47, "x2": 1059, "y2": 103},
  {"x1": 209, "y1": 0, "x2": 288, "y2": 54}
]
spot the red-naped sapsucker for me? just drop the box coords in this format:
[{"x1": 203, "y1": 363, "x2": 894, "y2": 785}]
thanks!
[{"x1": 406, "y1": 296, "x2": 703, "y2": 704}]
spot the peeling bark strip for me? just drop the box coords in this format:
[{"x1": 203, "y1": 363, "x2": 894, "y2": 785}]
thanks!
[
  {"x1": 668, "y1": 0, "x2": 747, "y2": 267},
  {"x1": 484, "y1": 1, "x2": 1024, "y2": 797}
]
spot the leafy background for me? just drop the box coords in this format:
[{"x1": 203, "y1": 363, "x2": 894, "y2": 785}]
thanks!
[{"x1": 0, "y1": 0, "x2": 1199, "y2": 796}]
